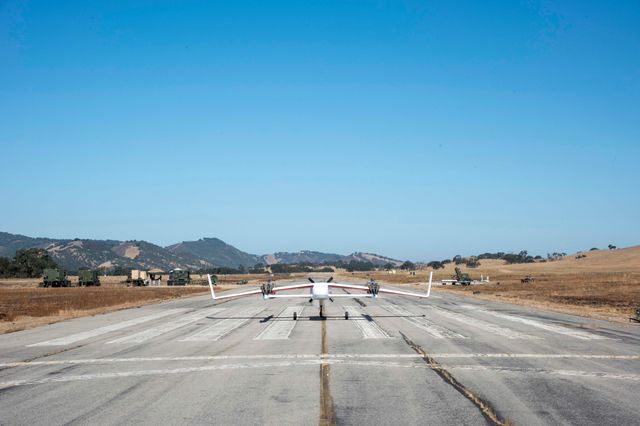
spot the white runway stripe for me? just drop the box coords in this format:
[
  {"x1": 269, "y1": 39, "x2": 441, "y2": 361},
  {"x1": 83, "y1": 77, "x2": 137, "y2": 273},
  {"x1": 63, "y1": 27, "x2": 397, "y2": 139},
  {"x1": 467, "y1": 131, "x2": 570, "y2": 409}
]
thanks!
[
  {"x1": 344, "y1": 306, "x2": 391, "y2": 339},
  {"x1": 28, "y1": 309, "x2": 187, "y2": 347},
  {"x1": 428, "y1": 306, "x2": 540, "y2": 339},
  {"x1": 459, "y1": 305, "x2": 609, "y2": 340},
  {"x1": 3, "y1": 353, "x2": 638, "y2": 368},
  {"x1": 3, "y1": 360, "x2": 639, "y2": 389},
  {"x1": 181, "y1": 306, "x2": 265, "y2": 342},
  {"x1": 107, "y1": 307, "x2": 226, "y2": 344},
  {"x1": 254, "y1": 306, "x2": 302, "y2": 340},
  {"x1": 381, "y1": 304, "x2": 466, "y2": 338}
]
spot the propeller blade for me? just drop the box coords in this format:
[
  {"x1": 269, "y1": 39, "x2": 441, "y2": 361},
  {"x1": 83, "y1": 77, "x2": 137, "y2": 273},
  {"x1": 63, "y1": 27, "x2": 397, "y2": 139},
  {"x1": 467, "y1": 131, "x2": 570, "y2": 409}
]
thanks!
[
  {"x1": 308, "y1": 278, "x2": 315, "y2": 283},
  {"x1": 327, "y1": 276, "x2": 334, "y2": 283}
]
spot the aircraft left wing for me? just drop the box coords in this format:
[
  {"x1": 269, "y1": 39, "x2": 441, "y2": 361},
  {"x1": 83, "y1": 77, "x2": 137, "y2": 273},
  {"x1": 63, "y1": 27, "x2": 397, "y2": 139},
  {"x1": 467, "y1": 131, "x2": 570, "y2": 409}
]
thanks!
[{"x1": 207, "y1": 275, "x2": 313, "y2": 301}]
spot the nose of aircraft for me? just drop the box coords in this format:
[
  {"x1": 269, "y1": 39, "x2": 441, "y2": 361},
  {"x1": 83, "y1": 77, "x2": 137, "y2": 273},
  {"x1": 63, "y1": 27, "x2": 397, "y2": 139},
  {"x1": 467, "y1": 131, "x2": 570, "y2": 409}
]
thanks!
[{"x1": 312, "y1": 283, "x2": 329, "y2": 299}]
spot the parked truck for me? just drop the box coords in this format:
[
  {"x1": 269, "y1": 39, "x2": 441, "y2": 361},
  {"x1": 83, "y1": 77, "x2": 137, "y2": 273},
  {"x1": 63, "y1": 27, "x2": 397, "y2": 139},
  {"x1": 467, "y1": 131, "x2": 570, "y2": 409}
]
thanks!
[
  {"x1": 41, "y1": 268, "x2": 71, "y2": 288},
  {"x1": 168, "y1": 269, "x2": 191, "y2": 286},
  {"x1": 78, "y1": 269, "x2": 101, "y2": 286},
  {"x1": 127, "y1": 269, "x2": 149, "y2": 286}
]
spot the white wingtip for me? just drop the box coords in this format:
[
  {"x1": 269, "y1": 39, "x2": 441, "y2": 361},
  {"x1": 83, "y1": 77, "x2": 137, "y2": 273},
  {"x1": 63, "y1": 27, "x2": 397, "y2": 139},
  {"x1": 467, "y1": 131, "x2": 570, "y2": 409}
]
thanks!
[
  {"x1": 426, "y1": 271, "x2": 432, "y2": 297},
  {"x1": 207, "y1": 274, "x2": 216, "y2": 300}
]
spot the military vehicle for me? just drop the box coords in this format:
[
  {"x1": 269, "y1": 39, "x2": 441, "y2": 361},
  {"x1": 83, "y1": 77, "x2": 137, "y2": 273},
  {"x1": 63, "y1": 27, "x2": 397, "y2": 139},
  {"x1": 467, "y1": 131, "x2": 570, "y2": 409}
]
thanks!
[
  {"x1": 168, "y1": 269, "x2": 191, "y2": 286},
  {"x1": 453, "y1": 267, "x2": 472, "y2": 285},
  {"x1": 41, "y1": 268, "x2": 71, "y2": 288},
  {"x1": 78, "y1": 269, "x2": 100, "y2": 286},
  {"x1": 127, "y1": 269, "x2": 150, "y2": 286},
  {"x1": 631, "y1": 306, "x2": 640, "y2": 323},
  {"x1": 149, "y1": 272, "x2": 163, "y2": 286}
]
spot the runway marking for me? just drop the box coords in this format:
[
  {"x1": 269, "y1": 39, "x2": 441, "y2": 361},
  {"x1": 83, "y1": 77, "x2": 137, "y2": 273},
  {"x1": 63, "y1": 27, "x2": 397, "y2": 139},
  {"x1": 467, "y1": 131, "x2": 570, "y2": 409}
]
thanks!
[
  {"x1": 459, "y1": 305, "x2": 609, "y2": 340},
  {"x1": 181, "y1": 306, "x2": 265, "y2": 341},
  {"x1": 381, "y1": 304, "x2": 466, "y2": 338},
  {"x1": 427, "y1": 306, "x2": 540, "y2": 339},
  {"x1": 4, "y1": 353, "x2": 637, "y2": 368},
  {"x1": 3, "y1": 352, "x2": 639, "y2": 368},
  {"x1": 28, "y1": 309, "x2": 187, "y2": 347},
  {"x1": 106, "y1": 307, "x2": 225, "y2": 344},
  {"x1": 254, "y1": 306, "x2": 302, "y2": 340},
  {"x1": 2, "y1": 360, "x2": 639, "y2": 389},
  {"x1": 344, "y1": 306, "x2": 391, "y2": 339}
]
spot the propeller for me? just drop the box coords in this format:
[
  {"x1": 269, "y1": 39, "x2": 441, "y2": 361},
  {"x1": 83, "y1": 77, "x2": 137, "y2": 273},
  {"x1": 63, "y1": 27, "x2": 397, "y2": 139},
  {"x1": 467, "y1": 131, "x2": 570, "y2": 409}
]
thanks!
[
  {"x1": 326, "y1": 277, "x2": 334, "y2": 283},
  {"x1": 308, "y1": 278, "x2": 315, "y2": 283}
]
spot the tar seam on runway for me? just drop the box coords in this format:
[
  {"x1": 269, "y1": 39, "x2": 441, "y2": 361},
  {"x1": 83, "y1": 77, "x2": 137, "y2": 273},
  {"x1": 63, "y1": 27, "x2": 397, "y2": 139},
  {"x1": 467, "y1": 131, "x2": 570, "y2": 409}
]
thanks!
[
  {"x1": 400, "y1": 331, "x2": 510, "y2": 426},
  {"x1": 319, "y1": 318, "x2": 336, "y2": 426}
]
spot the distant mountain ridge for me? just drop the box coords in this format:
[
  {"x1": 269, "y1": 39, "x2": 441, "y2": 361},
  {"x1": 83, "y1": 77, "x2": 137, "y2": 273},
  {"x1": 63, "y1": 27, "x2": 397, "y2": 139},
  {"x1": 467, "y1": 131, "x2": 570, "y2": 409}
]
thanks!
[
  {"x1": 166, "y1": 238, "x2": 260, "y2": 268},
  {"x1": 260, "y1": 250, "x2": 402, "y2": 267},
  {"x1": 0, "y1": 231, "x2": 404, "y2": 271}
]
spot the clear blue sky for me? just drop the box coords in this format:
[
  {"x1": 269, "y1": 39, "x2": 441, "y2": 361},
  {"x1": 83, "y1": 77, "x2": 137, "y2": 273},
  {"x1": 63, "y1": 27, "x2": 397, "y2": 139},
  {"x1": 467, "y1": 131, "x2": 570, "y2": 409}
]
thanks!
[{"x1": 1, "y1": 1, "x2": 639, "y2": 261}]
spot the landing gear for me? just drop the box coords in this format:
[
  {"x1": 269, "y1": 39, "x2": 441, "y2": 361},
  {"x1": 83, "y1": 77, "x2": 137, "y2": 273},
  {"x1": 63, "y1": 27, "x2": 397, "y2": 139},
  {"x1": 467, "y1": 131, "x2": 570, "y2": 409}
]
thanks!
[
  {"x1": 293, "y1": 312, "x2": 297, "y2": 321},
  {"x1": 344, "y1": 311, "x2": 349, "y2": 320},
  {"x1": 319, "y1": 305, "x2": 324, "y2": 318}
]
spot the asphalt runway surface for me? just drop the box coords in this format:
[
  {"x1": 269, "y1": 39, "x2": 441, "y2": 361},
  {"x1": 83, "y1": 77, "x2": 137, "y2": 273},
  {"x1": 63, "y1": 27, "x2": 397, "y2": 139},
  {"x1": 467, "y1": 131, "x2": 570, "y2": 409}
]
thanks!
[{"x1": 1, "y1": 283, "x2": 639, "y2": 425}]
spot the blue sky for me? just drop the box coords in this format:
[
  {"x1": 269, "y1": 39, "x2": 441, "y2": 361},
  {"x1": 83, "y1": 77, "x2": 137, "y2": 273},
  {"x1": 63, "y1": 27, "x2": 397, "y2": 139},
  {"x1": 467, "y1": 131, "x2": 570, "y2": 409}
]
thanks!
[{"x1": 1, "y1": 0, "x2": 639, "y2": 261}]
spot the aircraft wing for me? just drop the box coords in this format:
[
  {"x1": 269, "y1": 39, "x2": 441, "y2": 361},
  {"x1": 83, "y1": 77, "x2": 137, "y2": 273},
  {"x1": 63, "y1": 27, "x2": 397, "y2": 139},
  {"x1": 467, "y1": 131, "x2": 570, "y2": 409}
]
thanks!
[
  {"x1": 207, "y1": 275, "x2": 312, "y2": 301},
  {"x1": 327, "y1": 283, "x2": 370, "y2": 292},
  {"x1": 328, "y1": 271, "x2": 432, "y2": 299},
  {"x1": 271, "y1": 283, "x2": 314, "y2": 293}
]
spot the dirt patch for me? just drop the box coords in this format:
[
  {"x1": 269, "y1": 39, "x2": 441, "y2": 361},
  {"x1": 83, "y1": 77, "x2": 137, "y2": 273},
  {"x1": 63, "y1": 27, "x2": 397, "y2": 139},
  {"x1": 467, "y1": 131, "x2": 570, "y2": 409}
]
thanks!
[{"x1": 123, "y1": 245, "x2": 140, "y2": 259}]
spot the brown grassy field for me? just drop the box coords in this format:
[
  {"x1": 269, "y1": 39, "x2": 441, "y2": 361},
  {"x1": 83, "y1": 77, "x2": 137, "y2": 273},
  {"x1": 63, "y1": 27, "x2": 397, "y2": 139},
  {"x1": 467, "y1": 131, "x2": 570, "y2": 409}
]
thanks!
[
  {"x1": 0, "y1": 272, "x2": 293, "y2": 333},
  {"x1": 341, "y1": 246, "x2": 640, "y2": 323},
  {"x1": 0, "y1": 286, "x2": 218, "y2": 333}
]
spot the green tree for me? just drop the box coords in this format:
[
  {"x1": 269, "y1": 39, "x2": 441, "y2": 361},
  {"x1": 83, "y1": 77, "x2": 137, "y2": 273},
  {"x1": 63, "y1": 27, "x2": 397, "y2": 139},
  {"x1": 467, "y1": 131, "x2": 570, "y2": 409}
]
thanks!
[
  {"x1": 383, "y1": 262, "x2": 395, "y2": 271},
  {"x1": 9, "y1": 249, "x2": 59, "y2": 278},
  {"x1": 400, "y1": 261, "x2": 415, "y2": 270},
  {"x1": 427, "y1": 261, "x2": 444, "y2": 270}
]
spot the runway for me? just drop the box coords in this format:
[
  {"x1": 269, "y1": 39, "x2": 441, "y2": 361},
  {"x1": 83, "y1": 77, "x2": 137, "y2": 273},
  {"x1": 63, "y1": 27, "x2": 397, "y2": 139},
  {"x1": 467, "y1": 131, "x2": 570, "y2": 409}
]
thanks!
[{"x1": 0, "y1": 286, "x2": 639, "y2": 425}]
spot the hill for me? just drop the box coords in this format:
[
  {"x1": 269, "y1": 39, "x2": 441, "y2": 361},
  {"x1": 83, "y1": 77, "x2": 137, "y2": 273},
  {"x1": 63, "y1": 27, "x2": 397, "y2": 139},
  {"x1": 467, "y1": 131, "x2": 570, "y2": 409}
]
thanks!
[
  {"x1": 261, "y1": 251, "x2": 344, "y2": 265},
  {"x1": 345, "y1": 252, "x2": 403, "y2": 267},
  {"x1": 166, "y1": 238, "x2": 259, "y2": 268},
  {"x1": 344, "y1": 246, "x2": 640, "y2": 322},
  {"x1": 259, "y1": 251, "x2": 403, "y2": 266},
  {"x1": 0, "y1": 232, "x2": 62, "y2": 258},
  {"x1": 0, "y1": 233, "x2": 217, "y2": 271},
  {"x1": 1, "y1": 231, "x2": 404, "y2": 271}
]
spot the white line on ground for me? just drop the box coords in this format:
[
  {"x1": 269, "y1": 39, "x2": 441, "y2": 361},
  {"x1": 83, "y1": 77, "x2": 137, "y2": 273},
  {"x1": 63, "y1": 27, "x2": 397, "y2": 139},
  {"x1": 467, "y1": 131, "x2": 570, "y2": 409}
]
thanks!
[
  {"x1": 180, "y1": 306, "x2": 265, "y2": 342},
  {"x1": 427, "y1": 306, "x2": 540, "y2": 339},
  {"x1": 106, "y1": 307, "x2": 226, "y2": 344},
  {"x1": 381, "y1": 304, "x2": 466, "y2": 338},
  {"x1": 2, "y1": 359, "x2": 639, "y2": 389},
  {"x1": 3, "y1": 353, "x2": 638, "y2": 368},
  {"x1": 254, "y1": 306, "x2": 302, "y2": 340},
  {"x1": 459, "y1": 304, "x2": 610, "y2": 340},
  {"x1": 28, "y1": 309, "x2": 187, "y2": 347},
  {"x1": 344, "y1": 306, "x2": 391, "y2": 339}
]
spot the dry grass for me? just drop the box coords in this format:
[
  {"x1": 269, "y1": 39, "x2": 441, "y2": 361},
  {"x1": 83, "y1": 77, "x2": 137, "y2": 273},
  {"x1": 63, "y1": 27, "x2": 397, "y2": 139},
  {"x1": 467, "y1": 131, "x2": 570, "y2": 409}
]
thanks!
[
  {"x1": 339, "y1": 246, "x2": 640, "y2": 322},
  {"x1": 0, "y1": 286, "x2": 218, "y2": 333},
  {"x1": 441, "y1": 272, "x2": 640, "y2": 322},
  {"x1": 0, "y1": 272, "x2": 293, "y2": 334}
]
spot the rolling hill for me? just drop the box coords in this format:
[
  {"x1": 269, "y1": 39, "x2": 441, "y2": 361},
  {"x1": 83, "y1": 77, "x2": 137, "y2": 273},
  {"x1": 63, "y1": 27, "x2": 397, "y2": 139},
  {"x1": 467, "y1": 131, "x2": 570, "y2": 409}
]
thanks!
[
  {"x1": 0, "y1": 232, "x2": 404, "y2": 271},
  {"x1": 166, "y1": 238, "x2": 260, "y2": 268}
]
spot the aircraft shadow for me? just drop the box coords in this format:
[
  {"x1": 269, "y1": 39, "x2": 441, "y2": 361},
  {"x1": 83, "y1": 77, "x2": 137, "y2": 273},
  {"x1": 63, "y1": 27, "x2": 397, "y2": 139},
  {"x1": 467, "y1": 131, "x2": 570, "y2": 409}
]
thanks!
[{"x1": 203, "y1": 314, "x2": 427, "y2": 322}]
